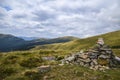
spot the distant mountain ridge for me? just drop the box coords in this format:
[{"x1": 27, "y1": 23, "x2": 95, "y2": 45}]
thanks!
[
  {"x1": 19, "y1": 36, "x2": 39, "y2": 41},
  {"x1": 0, "y1": 34, "x2": 79, "y2": 52},
  {"x1": 18, "y1": 36, "x2": 79, "y2": 50},
  {"x1": 0, "y1": 34, "x2": 26, "y2": 51}
]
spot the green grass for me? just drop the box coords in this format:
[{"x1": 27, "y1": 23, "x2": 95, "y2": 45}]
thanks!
[
  {"x1": 45, "y1": 65, "x2": 120, "y2": 80},
  {"x1": 0, "y1": 49, "x2": 120, "y2": 80},
  {"x1": 0, "y1": 50, "x2": 71, "y2": 80},
  {"x1": 113, "y1": 49, "x2": 120, "y2": 57}
]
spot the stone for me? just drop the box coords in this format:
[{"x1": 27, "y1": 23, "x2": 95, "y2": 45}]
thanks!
[
  {"x1": 37, "y1": 65, "x2": 51, "y2": 73},
  {"x1": 43, "y1": 76, "x2": 49, "y2": 80},
  {"x1": 90, "y1": 62, "x2": 95, "y2": 67},
  {"x1": 106, "y1": 51, "x2": 112, "y2": 54},
  {"x1": 79, "y1": 53, "x2": 88, "y2": 59},
  {"x1": 84, "y1": 63, "x2": 90, "y2": 67},
  {"x1": 94, "y1": 65, "x2": 99, "y2": 70},
  {"x1": 92, "y1": 59, "x2": 98, "y2": 65},
  {"x1": 99, "y1": 55, "x2": 109, "y2": 59},
  {"x1": 97, "y1": 38, "x2": 104, "y2": 45},
  {"x1": 85, "y1": 58, "x2": 91, "y2": 63},
  {"x1": 115, "y1": 56, "x2": 120, "y2": 61},
  {"x1": 64, "y1": 56, "x2": 75, "y2": 64},
  {"x1": 42, "y1": 56, "x2": 55, "y2": 61},
  {"x1": 58, "y1": 63, "x2": 64, "y2": 66},
  {"x1": 89, "y1": 53, "x2": 98, "y2": 59},
  {"x1": 80, "y1": 62, "x2": 84, "y2": 66}
]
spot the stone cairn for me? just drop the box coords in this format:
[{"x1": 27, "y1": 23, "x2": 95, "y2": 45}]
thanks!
[{"x1": 62, "y1": 38, "x2": 120, "y2": 70}]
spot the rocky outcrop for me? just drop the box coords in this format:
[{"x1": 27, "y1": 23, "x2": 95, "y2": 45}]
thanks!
[{"x1": 62, "y1": 38, "x2": 120, "y2": 70}]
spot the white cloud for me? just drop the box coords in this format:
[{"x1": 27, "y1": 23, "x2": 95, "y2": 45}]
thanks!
[{"x1": 0, "y1": 0, "x2": 120, "y2": 38}]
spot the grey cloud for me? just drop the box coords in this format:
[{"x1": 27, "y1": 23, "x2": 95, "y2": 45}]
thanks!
[
  {"x1": 32, "y1": 9, "x2": 56, "y2": 21},
  {"x1": 12, "y1": 14, "x2": 27, "y2": 19},
  {"x1": 0, "y1": 23, "x2": 9, "y2": 29},
  {"x1": 0, "y1": 7, "x2": 7, "y2": 18},
  {"x1": 0, "y1": 0, "x2": 6, "y2": 6},
  {"x1": 0, "y1": 0, "x2": 120, "y2": 38}
]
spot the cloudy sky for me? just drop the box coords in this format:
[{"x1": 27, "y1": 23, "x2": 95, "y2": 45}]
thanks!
[{"x1": 0, "y1": 0, "x2": 120, "y2": 38}]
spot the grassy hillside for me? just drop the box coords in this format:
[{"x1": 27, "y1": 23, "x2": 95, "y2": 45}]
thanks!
[
  {"x1": 0, "y1": 50, "x2": 120, "y2": 80},
  {"x1": 0, "y1": 50, "x2": 70, "y2": 80},
  {"x1": 33, "y1": 30, "x2": 120, "y2": 51}
]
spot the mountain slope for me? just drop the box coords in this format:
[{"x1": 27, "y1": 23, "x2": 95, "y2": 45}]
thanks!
[
  {"x1": 29, "y1": 36, "x2": 79, "y2": 45},
  {"x1": 19, "y1": 36, "x2": 39, "y2": 41},
  {"x1": 19, "y1": 36, "x2": 79, "y2": 50},
  {"x1": 0, "y1": 34, "x2": 26, "y2": 51},
  {"x1": 33, "y1": 30, "x2": 120, "y2": 51},
  {"x1": 0, "y1": 34, "x2": 78, "y2": 51}
]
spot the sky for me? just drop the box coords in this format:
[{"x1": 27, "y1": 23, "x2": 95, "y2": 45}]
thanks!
[{"x1": 0, "y1": 0, "x2": 120, "y2": 38}]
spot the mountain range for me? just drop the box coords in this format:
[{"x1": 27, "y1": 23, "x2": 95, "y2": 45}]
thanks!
[
  {"x1": 0, "y1": 30, "x2": 120, "y2": 52},
  {"x1": 0, "y1": 34, "x2": 78, "y2": 52},
  {"x1": 19, "y1": 36, "x2": 39, "y2": 41}
]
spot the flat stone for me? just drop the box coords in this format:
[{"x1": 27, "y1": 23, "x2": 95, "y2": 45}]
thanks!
[
  {"x1": 79, "y1": 54, "x2": 88, "y2": 59},
  {"x1": 42, "y1": 56, "x2": 55, "y2": 61},
  {"x1": 92, "y1": 59, "x2": 98, "y2": 65},
  {"x1": 38, "y1": 65, "x2": 51, "y2": 73},
  {"x1": 115, "y1": 56, "x2": 120, "y2": 61},
  {"x1": 99, "y1": 55, "x2": 110, "y2": 59},
  {"x1": 89, "y1": 53, "x2": 98, "y2": 59}
]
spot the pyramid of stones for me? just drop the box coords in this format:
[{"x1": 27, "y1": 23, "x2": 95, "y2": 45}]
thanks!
[{"x1": 62, "y1": 38, "x2": 120, "y2": 70}]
